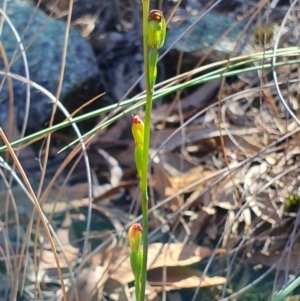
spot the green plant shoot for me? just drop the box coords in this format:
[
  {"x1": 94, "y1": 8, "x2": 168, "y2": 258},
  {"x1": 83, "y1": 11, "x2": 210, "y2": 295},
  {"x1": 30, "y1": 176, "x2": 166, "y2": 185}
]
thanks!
[
  {"x1": 147, "y1": 10, "x2": 166, "y2": 92},
  {"x1": 132, "y1": 114, "x2": 144, "y2": 179},
  {"x1": 147, "y1": 10, "x2": 166, "y2": 50},
  {"x1": 128, "y1": 223, "x2": 143, "y2": 301},
  {"x1": 131, "y1": 6, "x2": 166, "y2": 301}
]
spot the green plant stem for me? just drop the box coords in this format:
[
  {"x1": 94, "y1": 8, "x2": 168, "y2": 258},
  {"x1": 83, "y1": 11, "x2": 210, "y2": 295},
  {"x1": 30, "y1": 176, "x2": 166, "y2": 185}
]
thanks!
[
  {"x1": 140, "y1": 1, "x2": 150, "y2": 300},
  {"x1": 139, "y1": 114, "x2": 151, "y2": 301}
]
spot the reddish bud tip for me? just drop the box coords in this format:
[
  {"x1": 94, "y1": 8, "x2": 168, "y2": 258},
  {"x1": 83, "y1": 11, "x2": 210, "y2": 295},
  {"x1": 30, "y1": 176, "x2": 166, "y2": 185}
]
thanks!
[
  {"x1": 132, "y1": 114, "x2": 143, "y2": 125},
  {"x1": 147, "y1": 10, "x2": 166, "y2": 50},
  {"x1": 128, "y1": 223, "x2": 143, "y2": 252},
  {"x1": 148, "y1": 9, "x2": 163, "y2": 22}
]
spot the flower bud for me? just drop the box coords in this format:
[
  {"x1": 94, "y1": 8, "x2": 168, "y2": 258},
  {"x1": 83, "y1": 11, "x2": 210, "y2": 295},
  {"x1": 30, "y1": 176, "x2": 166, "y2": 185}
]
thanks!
[
  {"x1": 147, "y1": 10, "x2": 166, "y2": 50},
  {"x1": 132, "y1": 114, "x2": 144, "y2": 148},
  {"x1": 128, "y1": 223, "x2": 143, "y2": 252}
]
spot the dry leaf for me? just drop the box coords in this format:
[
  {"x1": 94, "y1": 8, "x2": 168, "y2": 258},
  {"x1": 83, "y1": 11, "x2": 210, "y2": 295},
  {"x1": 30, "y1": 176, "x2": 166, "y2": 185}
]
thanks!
[
  {"x1": 148, "y1": 266, "x2": 226, "y2": 290},
  {"x1": 212, "y1": 179, "x2": 238, "y2": 210},
  {"x1": 66, "y1": 265, "x2": 106, "y2": 301},
  {"x1": 167, "y1": 167, "x2": 214, "y2": 194},
  {"x1": 151, "y1": 163, "x2": 182, "y2": 211},
  {"x1": 55, "y1": 211, "x2": 80, "y2": 262},
  {"x1": 147, "y1": 243, "x2": 212, "y2": 269},
  {"x1": 187, "y1": 209, "x2": 217, "y2": 241},
  {"x1": 247, "y1": 252, "x2": 300, "y2": 273},
  {"x1": 151, "y1": 126, "x2": 260, "y2": 153},
  {"x1": 109, "y1": 243, "x2": 212, "y2": 285},
  {"x1": 105, "y1": 278, "x2": 158, "y2": 301},
  {"x1": 248, "y1": 192, "x2": 280, "y2": 224},
  {"x1": 151, "y1": 80, "x2": 220, "y2": 123}
]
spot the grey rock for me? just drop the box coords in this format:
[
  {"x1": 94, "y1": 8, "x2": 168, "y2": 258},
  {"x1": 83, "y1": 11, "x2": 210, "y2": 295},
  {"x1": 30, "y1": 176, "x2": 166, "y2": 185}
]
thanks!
[
  {"x1": 0, "y1": 0, "x2": 99, "y2": 131},
  {"x1": 164, "y1": 12, "x2": 254, "y2": 58}
]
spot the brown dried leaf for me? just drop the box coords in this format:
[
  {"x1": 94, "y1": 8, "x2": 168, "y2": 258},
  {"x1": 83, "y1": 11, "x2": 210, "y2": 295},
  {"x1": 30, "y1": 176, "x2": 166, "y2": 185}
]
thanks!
[
  {"x1": 151, "y1": 80, "x2": 220, "y2": 123},
  {"x1": 105, "y1": 278, "x2": 158, "y2": 301},
  {"x1": 151, "y1": 164, "x2": 182, "y2": 211},
  {"x1": 168, "y1": 167, "x2": 214, "y2": 193},
  {"x1": 186, "y1": 210, "x2": 216, "y2": 241},
  {"x1": 37, "y1": 249, "x2": 77, "y2": 279},
  {"x1": 211, "y1": 179, "x2": 238, "y2": 210},
  {"x1": 66, "y1": 265, "x2": 106, "y2": 301},
  {"x1": 248, "y1": 252, "x2": 300, "y2": 273},
  {"x1": 151, "y1": 126, "x2": 260, "y2": 153},
  {"x1": 109, "y1": 243, "x2": 212, "y2": 285},
  {"x1": 153, "y1": 152, "x2": 196, "y2": 176},
  {"x1": 248, "y1": 192, "x2": 280, "y2": 224},
  {"x1": 148, "y1": 243, "x2": 212, "y2": 269},
  {"x1": 56, "y1": 211, "x2": 80, "y2": 260},
  {"x1": 148, "y1": 266, "x2": 226, "y2": 290}
]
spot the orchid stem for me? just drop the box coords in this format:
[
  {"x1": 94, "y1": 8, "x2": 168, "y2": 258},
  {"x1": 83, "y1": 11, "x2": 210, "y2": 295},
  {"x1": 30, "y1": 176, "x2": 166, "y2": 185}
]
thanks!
[{"x1": 140, "y1": 0, "x2": 150, "y2": 300}]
